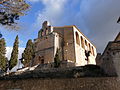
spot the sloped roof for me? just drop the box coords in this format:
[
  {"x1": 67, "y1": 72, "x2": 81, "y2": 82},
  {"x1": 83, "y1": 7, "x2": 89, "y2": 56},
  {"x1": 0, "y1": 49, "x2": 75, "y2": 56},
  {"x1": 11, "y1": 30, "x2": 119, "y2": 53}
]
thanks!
[{"x1": 114, "y1": 32, "x2": 120, "y2": 41}]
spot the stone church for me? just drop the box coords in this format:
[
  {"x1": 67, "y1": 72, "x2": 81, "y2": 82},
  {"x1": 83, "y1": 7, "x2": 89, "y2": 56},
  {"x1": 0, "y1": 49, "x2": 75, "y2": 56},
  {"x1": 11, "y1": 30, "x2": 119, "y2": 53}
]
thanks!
[
  {"x1": 33, "y1": 21, "x2": 97, "y2": 66},
  {"x1": 96, "y1": 32, "x2": 120, "y2": 76}
]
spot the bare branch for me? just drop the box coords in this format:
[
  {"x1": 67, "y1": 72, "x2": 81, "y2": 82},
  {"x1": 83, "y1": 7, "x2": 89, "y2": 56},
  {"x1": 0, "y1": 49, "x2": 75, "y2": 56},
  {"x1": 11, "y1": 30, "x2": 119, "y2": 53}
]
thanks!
[{"x1": 0, "y1": 0, "x2": 30, "y2": 29}]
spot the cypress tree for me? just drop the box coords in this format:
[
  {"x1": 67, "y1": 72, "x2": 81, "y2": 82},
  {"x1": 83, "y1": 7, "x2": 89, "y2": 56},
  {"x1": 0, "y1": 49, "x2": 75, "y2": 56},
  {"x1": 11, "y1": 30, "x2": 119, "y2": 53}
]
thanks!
[
  {"x1": 9, "y1": 35, "x2": 19, "y2": 70},
  {"x1": 0, "y1": 38, "x2": 7, "y2": 71},
  {"x1": 22, "y1": 39, "x2": 34, "y2": 67},
  {"x1": 54, "y1": 48, "x2": 60, "y2": 68}
]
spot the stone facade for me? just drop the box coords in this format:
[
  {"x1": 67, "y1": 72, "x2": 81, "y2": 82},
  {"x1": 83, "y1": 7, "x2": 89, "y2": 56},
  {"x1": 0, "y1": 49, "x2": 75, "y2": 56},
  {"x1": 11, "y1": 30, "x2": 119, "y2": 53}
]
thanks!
[
  {"x1": 33, "y1": 21, "x2": 97, "y2": 66},
  {"x1": 96, "y1": 32, "x2": 120, "y2": 76},
  {"x1": 113, "y1": 52, "x2": 120, "y2": 77}
]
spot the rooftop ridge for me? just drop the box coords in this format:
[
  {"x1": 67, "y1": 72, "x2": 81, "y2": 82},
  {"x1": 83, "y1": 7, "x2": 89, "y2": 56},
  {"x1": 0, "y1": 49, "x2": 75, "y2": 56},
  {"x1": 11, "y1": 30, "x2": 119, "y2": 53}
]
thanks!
[
  {"x1": 114, "y1": 32, "x2": 120, "y2": 41},
  {"x1": 53, "y1": 25, "x2": 96, "y2": 48}
]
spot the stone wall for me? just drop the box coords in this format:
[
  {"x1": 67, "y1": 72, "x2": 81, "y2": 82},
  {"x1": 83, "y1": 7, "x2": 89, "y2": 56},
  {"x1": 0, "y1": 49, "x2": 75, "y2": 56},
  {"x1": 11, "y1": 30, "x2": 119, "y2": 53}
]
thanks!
[
  {"x1": 34, "y1": 21, "x2": 97, "y2": 67},
  {"x1": 99, "y1": 41, "x2": 120, "y2": 76},
  {"x1": 73, "y1": 26, "x2": 96, "y2": 66},
  {"x1": 0, "y1": 77, "x2": 120, "y2": 90},
  {"x1": 97, "y1": 32, "x2": 120, "y2": 76},
  {"x1": 33, "y1": 32, "x2": 59, "y2": 65},
  {"x1": 53, "y1": 26, "x2": 76, "y2": 63},
  {"x1": 113, "y1": 52, "x2": 120, "y2": 77}
]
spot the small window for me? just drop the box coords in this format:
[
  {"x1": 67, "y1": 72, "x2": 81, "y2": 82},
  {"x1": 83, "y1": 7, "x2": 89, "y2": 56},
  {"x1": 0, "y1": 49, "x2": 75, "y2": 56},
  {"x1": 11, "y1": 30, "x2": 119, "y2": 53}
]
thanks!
[
  {"x1": 108, "y1": 48, "x2": 111, "y2": 51},
  {"x1": 107, "y1": 52, "x2": 109, "y2": 55},
  {"x1": 113, "y1": 52, "x2": 115, "y2": 55}
]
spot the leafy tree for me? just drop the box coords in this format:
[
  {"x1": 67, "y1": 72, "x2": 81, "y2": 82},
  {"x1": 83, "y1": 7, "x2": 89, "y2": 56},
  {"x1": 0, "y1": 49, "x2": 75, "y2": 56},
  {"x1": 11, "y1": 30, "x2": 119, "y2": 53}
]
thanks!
[
  {"x1": 9, "y1": 35, "x2": 19, "y2": 70},
  {"x1": 0, "y1": 0, "x2": 29, "y2": 28},
  {"x1": 0, "y1": 38, "x2": 7, "y2": 71},
  {"x1": 54, "y1": 48, "x2": 60, "y2": 68},
  {"x1": 22, "y1": 39, "x2": 34, "y2": 67}
]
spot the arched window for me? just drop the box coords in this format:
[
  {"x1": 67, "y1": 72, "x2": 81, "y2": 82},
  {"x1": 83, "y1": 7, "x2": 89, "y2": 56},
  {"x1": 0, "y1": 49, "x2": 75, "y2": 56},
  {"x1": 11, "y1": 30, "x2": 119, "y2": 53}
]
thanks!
[
  {"x1": 39, "y1": 56, "x2": 44, "y2": 64},
  {"x1": 92, "y1": 47, "x2": 95, "y2": 56},
  {"x1": 81, "y1": 36, "x2": 85, "y2": 49},
  {"x1": 85, "y1": 40, "x2": 87, "y2": 46},
  {"x1": 41, "y1": 56, "x2": 44, "y2": 64},
  {"x1": 89, "y1": 43, "x2": 91, "y2": 52},
  {"x1": 41, "y1": 58, "x2": 44, "y2": 64},
  {"x1": 75, "y1": 32, "x2": 80, "y2": 45}
]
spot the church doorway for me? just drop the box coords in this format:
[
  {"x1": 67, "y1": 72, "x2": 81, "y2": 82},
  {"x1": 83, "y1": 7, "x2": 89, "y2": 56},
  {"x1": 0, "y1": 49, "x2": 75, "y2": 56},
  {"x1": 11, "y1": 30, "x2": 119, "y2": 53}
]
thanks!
[
  {"x1": 39, "y1": 56, "x2": 44, "y2": 64},
  {"x1": 41, "y1": 56, "x2": 44, "y2": 64}
]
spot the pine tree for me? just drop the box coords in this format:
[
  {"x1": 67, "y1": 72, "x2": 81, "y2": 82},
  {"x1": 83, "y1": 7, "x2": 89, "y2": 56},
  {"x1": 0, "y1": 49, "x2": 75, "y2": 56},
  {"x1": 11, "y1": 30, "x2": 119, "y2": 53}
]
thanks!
[
  {"x1": 0, "y1": 38, "x2": 7, "y2": 71},
  {"x1": 9, "y1": 35, "x2": 19, "y2": 70},
  {"x1": 22, "y1": 39, "x2": 34, "y2": 67},
  {"x1": 0, "y1": 0, "x2": 29, "y2": 27},
  {"x1": 54, "y1": 48, "x2": 60, "y2": 68}
]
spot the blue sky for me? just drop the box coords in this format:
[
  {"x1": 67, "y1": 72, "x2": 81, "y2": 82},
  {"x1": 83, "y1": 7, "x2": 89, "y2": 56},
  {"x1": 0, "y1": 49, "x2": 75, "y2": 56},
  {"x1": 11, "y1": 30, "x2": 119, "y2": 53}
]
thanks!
[{"x1": 0, "y1": 0, "x2": 120, "y2": 59}]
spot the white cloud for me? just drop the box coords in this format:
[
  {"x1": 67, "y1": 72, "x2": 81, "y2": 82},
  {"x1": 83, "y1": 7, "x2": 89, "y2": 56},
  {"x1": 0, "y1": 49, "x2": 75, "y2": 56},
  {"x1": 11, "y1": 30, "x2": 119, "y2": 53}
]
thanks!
[
  {"x1": 32, "y1": 0, "x2": 120, "y2": 53},
  {"x1": 6, "y1": 47, "x2": 25, "y2": 60},
  {"x1": 78, "y1": 0, "x2": 120, "y2": 52},
  {"x1": 27, "y1": 0, "x2": 40, "y2": 2},
  {"x1": 34, "y1": 0, "x2": 67, "y2": 27}
]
